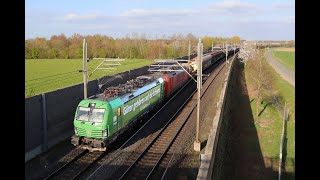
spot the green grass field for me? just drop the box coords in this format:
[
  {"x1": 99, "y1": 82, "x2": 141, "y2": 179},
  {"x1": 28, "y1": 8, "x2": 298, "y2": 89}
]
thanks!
[
  {"x1": 25, "y1": 59, "x2": 153, "y2": 97},
  {"x1": 245, "y1": 58, "x2": 295, "y2": 179},
  {"x1": 272, "y1": 50, "x2": 295, "y2": 72}
]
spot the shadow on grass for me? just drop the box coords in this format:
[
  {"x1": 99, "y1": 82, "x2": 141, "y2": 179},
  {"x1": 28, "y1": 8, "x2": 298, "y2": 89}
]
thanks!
[
  {"x1": 218, "y1": 60, "x2": 294, "y2": 180},
  {"x1": 281, "y1": 112, "x2": 295, "y2": 180}
]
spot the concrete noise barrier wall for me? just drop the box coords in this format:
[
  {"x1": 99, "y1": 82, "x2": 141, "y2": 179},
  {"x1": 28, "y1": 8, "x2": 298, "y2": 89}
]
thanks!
[{"x1": 196, "y1": 54, "x2": 238, "y2": 180}]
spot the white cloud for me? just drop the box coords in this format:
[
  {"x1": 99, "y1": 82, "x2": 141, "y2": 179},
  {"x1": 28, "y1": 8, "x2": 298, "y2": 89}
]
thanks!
[
  {"x1": 126, "y1": 18, "x2": 187, "y2": 29},
  {"x1": 121, "y1": 9, "x2": 198, "y2": 17},
  {"x1": 26, "y1": 1, "x2": 295, "y2": 40},
  {"x1": 207, "y1": 0, "x2": 257, "y2": 14},
  {"x1": 62, "y1": 13, "x2": 106, "y2": 21},
  {"x1": 79, "y1": 24, "x2": 113, "y2": 30},
  {"x1": 273, "y1": 3, "x2": 295, "y2": 10}
]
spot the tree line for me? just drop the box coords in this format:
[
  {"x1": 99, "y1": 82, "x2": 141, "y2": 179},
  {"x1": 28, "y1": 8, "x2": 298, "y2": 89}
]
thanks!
[{"x1": 25, "y1": 33, "x2": 241, "y2": 59}]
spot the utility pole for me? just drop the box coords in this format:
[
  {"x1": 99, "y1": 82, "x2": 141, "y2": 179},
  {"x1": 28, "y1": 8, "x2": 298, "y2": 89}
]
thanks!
[
  {"x1": 194, "y1": 38, "x2": 202, "y2": 152},
  {"x1": 188, "y1": 40, "x2": 191, "y2": 72},
  {"x1": 226, "y1": 42, "x2": 229, "y2": 69},
  {"x1": 80, "y1": 40, "x2": 125, "y2": 97},
  {"x1": 212, "y1": 41, "x2": 213, "y2": 52},
  {"x1": 279, "y1": 102, "x2": 288, "y2": 180},
  {"x1": 83, "y1": 39, "x2": 88, "y2": 99},
  {"x1": 200, "y1": 43, "x2": 203, "y2": 87}
]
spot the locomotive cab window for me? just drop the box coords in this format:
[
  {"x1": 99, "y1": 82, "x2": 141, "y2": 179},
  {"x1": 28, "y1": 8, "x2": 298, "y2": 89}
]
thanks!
[
  {"x1": 76, "y1": 107, "x2": 90, "y2": 121},
  {"x1": 76, "y1": 107, "x2": 105, "y2": 123},
  {"x1": 90, "y1": 108, "x2": 105, "y2": 123}
]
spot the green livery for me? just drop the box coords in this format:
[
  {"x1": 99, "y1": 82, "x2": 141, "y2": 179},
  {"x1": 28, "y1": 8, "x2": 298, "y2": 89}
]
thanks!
[
  {"x1": 73, "y1": 100, "x2": 111, "y2": 139},
  {"x1": 71, "y1": 77, "x2": 165, "y2": 150}
]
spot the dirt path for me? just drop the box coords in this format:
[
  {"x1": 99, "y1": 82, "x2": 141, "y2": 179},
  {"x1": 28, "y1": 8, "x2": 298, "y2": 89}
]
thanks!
[{"x1": 266, "y1": 49, "x2": 295, "y2": 86}]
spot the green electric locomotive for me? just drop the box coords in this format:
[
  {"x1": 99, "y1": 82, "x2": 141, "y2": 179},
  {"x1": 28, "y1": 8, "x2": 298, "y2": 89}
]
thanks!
[{"x1": 71, "y1": 76, "x2": 165, "y2": 151}]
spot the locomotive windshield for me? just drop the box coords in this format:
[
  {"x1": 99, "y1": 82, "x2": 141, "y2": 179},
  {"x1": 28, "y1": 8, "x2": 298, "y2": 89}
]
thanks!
[
  {"x1": 76, "y1": 106, "x2": 105, "y2": 123},
  {"x1": 77, "y1": 107, "x2": 90, "y2": 121},
  {"x1": 90, "y1": 108, "x2": 105, "y2": 123}
]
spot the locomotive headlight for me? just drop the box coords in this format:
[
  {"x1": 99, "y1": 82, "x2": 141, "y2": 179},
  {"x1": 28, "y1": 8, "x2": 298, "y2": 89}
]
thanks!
[
  {"x1": 74, "y1": 127, "x2": 77, "y2": 134},
  {"x1": 102, "y1": 130, "x2": 108, "y2": 137}
]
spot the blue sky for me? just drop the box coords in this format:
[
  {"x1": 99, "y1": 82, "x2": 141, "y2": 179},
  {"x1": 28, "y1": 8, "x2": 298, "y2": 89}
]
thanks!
[{"x1": 25, "y1": 0, "x2": 295, "y2": 40}]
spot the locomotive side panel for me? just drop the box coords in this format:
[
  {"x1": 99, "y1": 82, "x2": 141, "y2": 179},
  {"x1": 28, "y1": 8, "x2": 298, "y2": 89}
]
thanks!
[{"x1": 122, "y1": 83, "x2": 164, "y2": 126}]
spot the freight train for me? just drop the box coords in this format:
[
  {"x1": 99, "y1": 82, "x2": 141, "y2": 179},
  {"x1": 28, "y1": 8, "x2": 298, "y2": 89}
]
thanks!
[
  {"x1": 189, "y1": 51, "x2": 225, "y2": 72},
  {"x1": 71, "y1": 49, "x2": 238, "y2": 151}
]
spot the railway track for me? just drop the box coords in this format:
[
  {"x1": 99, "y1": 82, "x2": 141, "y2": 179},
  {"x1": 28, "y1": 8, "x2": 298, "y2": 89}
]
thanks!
[
  {"x1": 42, "y1": 55, "x2": 232, "y2": 180},
  {"x1": 116, "y1": 59, "x2": 228, "y2": 180},
  {"x1": 84, "y1": 57, "x2": 229, "y2": 180},
  {"x1": 118, "y1": 84, "x2": 197, "y2": 180},
  {"x1": 43, "y1": 148, "x2": 104, "y2": 180},
  {"x1": 42, "y1": 78, "x2": 195, "y2": 180},
  {"x1": 159, "y1": 58, "x2": 229, "y2": 180},
  {"x1": 84, "y1": 77, "x2": 195, "y2": 180}
]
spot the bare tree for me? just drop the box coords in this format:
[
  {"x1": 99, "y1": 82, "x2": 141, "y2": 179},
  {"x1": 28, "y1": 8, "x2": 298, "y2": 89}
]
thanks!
[
  {"x1": 250, "y1": 51, "x2": 274, "y2": 118},
  {"x1": 239, "y1": 43, "x2": 274, "y2": 118}
]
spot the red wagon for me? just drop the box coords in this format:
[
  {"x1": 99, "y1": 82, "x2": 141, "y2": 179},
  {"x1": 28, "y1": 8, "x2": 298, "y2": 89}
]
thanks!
[{"x1": 161, "y1": 70, "x2": 190, "y2": 98}]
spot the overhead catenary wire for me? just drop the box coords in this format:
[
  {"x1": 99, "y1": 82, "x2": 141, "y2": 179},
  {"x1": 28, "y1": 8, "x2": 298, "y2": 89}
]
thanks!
[
  {"x1": 26, "y1": 53, "x2": 151, "y2": 96},
  {"x1": 25, "y1": 66, "x2": 114, "y2": 94},
  {"x1": 25, "y1": 71, "x2": 80, "y2": 87},
  {"x1": 25, "y1": 73, "x2": 83, "y2": 90},
  {"x1": 25, "y1": 59, "x2": 104, "y2": 83},
  {"x1": 25, "y1": 66, "x2": 99, "y2": 88},
  {"x1": 25, "y1": 70, "x2": 79, "y2": 82},
  {"x1": 25, "y1": 67, "x2": 100, "y2": 90}
]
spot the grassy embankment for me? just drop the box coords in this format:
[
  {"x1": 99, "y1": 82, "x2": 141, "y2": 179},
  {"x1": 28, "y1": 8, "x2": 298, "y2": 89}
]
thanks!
[
  {"x1": 245, "y1": 51, "x2": 295, "y2": 179},
  {"x1": 272, "y1": 48, "x2": 295, "y2": 72},
  {"x1": 25, "y1": 59, "x2": 153, "y2": 97}
]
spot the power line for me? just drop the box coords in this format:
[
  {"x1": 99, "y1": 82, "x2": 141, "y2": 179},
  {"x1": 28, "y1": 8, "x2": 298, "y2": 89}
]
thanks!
[
  {"x1": 25, "y1": 68, "x2": 102, "y2": 91},
  {"x1": 25, "y1": 70, "x2": 78, "y2": 82},
  {"x1": 25, "y1": 66, "x2": 99, "y2": 87},
  {"x1": 25, "y1": 60, "x2": 103, "y2": 83},
  {"x1": 25, "y1": 72, "x2": 80, "y2": 87},
  {"x1": 25, "y1": 73, "x2": 82, "y2": 90}
]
